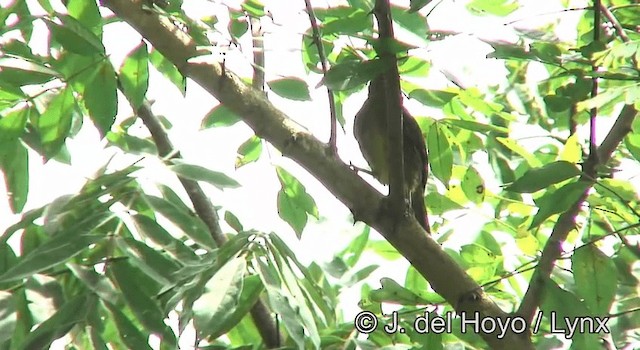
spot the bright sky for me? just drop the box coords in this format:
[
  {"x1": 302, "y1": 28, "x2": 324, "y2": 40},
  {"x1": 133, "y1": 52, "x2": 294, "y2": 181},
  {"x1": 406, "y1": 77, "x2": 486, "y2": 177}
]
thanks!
[{"x1": 5, "y1": 0, "x2": 637, "y2": 348}]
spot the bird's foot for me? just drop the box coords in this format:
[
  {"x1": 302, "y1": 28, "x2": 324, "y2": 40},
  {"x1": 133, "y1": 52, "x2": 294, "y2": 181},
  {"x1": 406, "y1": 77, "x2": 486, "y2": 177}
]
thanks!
[{"x1": 349, "y1": 162, "x2": 374, "y2": 177}]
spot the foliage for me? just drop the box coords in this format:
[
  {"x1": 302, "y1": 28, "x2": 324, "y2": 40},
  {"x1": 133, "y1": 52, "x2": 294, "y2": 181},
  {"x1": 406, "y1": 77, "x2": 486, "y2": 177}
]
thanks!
[{"x1": 1, "y1": 0, "x2": 640, "y2": 349}]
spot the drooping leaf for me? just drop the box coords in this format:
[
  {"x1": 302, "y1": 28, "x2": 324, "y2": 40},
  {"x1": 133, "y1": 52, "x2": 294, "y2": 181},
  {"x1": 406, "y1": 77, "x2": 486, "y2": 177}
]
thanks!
[
  {"x1": 236, "y1": 135, "x2": 262, "y2": 168},
  {"x1": 0, "y1": 106, "x2": 30, "y2": 212},
  {"x1": 108, "y1": 261, "x2": 177, "y2": 346},
  {"x1": 149, "y1": 49, "x2": 186, "y2": 95},
  {"x1": 119, "y1": 42, "x2": 149, "y2": 109},
  {"x1": 507, "y1": 161, "x2": 581, "y2": 193},
  {"x1": 193, "y1": 256, "x2": 246, "y2": 338},
  {"x1": 276, "y1": 167, "x2": 319, "y2": 238},
  {"x1": 461, "y1": 166, "x2": 485, "y2": 204},
  {"x1": 201, "y1": 104, "x2": 241, "y2": 129},
  {"x1": 0, "y1": 233, "x2": 104, "y2": 283},
  {"x1": 529, "y1": 181, "x2": 589, "y2": 229},
  {"x1": 572, "y1": 245, "x2": 617, "y2": 316},
  {"x1": 427, "y1": 122, "x2": 453, "y2": 186},
  {"x1": 267, "y1": 77, "x2": 311, "y2": 101},
  {"x1": 37, "y1": 88, "x2": 75, "y2": 159},
  {"x1": 169, "y1": 162, "x2": 241, "y2": 189},
  {"x1": 0, "y1": 57, "x2": 59, "y2": 85},
  {"x1": 43, "y1": 15, "x2": 105, "y2": 56},
  {"x1": 18, "y1": 294, "x2": 91, "y2": 350},
  {"x1": 83, "y1": 61, "x2": 118, "y2": 136}
]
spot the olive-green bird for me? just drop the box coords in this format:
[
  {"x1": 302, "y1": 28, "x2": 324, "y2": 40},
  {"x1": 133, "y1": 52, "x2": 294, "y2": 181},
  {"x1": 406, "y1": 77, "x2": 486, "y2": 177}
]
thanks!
[{"x1": 354, "y1": 74, "x2": 430, "y2": 233}]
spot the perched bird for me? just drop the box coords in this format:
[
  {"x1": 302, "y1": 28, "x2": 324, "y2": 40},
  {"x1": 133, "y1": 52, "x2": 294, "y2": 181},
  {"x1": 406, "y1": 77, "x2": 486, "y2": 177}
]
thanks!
[{"x1": 354, "y1": 74, "x2": 430, "y2": 233}]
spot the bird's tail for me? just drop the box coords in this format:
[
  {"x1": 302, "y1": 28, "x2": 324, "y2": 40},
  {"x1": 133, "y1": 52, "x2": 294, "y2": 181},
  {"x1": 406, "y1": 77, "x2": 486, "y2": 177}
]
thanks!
[{"x1": 411, "y1": 189, "x2": 430, "y2": 234}]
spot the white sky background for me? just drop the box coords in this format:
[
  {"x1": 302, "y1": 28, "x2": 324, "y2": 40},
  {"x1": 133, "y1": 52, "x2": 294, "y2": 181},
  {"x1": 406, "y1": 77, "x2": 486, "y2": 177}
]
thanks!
[{"x1": 3, "y1": 0, "x2": 638, "y2": 348}]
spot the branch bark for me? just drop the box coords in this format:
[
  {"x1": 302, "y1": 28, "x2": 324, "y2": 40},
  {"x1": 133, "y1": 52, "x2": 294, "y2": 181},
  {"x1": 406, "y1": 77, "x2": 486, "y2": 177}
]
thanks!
[
  {"x1": 517, "y1": 105, "x2": 636, "y2": 322},
  {"x1": 102, "y1": 0, "x2": 535, "y2": 348},
  {"x1": 134, "y1": 100, "x2": 281, "y2": 348}
]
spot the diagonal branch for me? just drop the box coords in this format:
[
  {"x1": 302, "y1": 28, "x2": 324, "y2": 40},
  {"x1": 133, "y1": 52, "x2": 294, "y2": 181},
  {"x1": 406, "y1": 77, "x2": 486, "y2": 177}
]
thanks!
[
  {"x1": 517, "y1": 105, "x2": 636, "y2": 322},
  {"x1": 517, "y1": 1, "x2": 639, "y2": 322},
  {"x1": 102, "y1": 0, "x2": 533, "y2": 348}
]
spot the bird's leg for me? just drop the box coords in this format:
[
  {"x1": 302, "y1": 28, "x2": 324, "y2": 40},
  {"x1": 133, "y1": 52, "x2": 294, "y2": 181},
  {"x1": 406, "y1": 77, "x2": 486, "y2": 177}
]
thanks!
[{"x1": 349, "y1": 161, "x2": 375, "y2": 177}]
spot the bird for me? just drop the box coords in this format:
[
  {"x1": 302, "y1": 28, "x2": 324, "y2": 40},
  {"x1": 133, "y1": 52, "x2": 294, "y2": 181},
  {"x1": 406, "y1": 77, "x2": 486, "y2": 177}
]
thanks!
[{"x1": 353, "y1": 73, "x2": 430, "y2": 233}]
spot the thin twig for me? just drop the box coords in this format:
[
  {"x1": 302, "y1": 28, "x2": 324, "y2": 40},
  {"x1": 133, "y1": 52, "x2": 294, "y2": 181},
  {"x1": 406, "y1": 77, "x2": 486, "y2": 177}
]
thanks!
[
  {"x1": 303, "y1": 0, "x2": 338, "y2": 154},
  {"x1": 248, "y1": 15, "x2": 282, "y2": 348}
]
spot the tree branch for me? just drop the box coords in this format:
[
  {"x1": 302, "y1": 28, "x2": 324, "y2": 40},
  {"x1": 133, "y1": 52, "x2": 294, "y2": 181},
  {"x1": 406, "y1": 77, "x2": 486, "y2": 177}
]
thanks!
[
  {"x1": 373, "y1": 0, "x2": 406, "y2": 221},
  {"x1": 304, "y1": 0, "x2": 338, "y2": 154},
  {"x1": 102, "y1": 0, "x2": 534, "y2": 347},
  {"x1": 128, "y1": 98, "x2": 280, "y2": 348},
  {"x1": 518, "y1": 105, "x2": 636, "y2": 322}
]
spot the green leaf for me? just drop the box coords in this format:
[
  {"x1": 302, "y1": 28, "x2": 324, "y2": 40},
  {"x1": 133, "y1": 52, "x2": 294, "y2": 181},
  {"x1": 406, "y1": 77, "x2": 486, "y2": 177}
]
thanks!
[
  {"x1": 572, "y1": 245, "x2": 617, "y2": 316},
  {"x1": 117, "y1": 237, "x2": 180, "y2": 285},
  {"x1": 228, "y1": 15, "x2": 248, "y2": 38},
  {"x1": 0, "y1": 291, "x2": 16, "y2": 342},
  {"x1": 460, "y1": 244, "x2": 497, "y2": 264},
  {"x1": 624, "y1": 133, "x2": 640, "y2": 162},
  {"x1": 340, "y1": 226, "x2": 370, "y2": 267},
  {"x1": 67, "y1": 263, "x2": 119, "y2": 305},
  {"x1": 321, "y1": 9, "x2": 371, "y2": 36},
  {"x1": 209, "y1": 275, "x2": 264, "y2": 339},
  {"x1": 0, "y1": 57, "x2": 59, "y2": 85},
  {"x1": 241, "y1": 0, "x2": 265, "y2": 17},
  {"x1": 369, "y1": 277, "x2": 430, "y2": 305},
  {"x1": 391, "y1": 5, "x2": 428, "y2": 39},
  {"x1": 144, "y1": 195, "x2": 217, "y2": 250},
  {"x1": 0, "y1": 81, "x2": 26, "y2": 110},
  {"x1": 37, "y1": 87, "x2": 75, "y2": 159},
  {"x1": 467, "y1": 0, "x2": 518, "y2": 16},
  {"x1": 108, "y1": 261, "x2": 177, "y2": 346},
  {"x1": 83, "y1": 61, "x2": 118, "y2": 136},
  {"x1": 276, "y1": 167, "x2": 319, "y2": 238},
  {"x1": 149, "y1": 49, "x2": 186, "y2": 95},
  {"x1": 224, "y1": 210, "x2": 244, "y2": 232},
  {"x1": 371, "y1": 37, "x2": 417, "y2": 55},
  {"x1": 169, "y1": 162, "x2": 241, "y2": 189},
  {"x1": 201, "y1": 104, "x2": 241, "y2": 128},
  {"x1": 427, "y1": 123, "x2": 453, "y2": 186},
  {"x1": 496, "y1": 137, "x2": 542, "y2": 167},
  {"x1": 103, "y1": 301, "x2": 153, "y2": 350},
  {"x1": 43, "y1": 15, "x2": 105, "y2": 55},
  {"x1": 65, "y1": 0, "x2": 102, "y2": 32},
  {"x1": 323, "y1": 59, "x2": 390, "y2": 91},
  {"x1": 130, "y1": 214, "x2": 199, "y2": 263},
  {"x1": 409, "y1": 89, "x2": 457, "y2": 107},
  {"x1": 119, "y1": 42, "x2": 149, "y2": 109},
  {"x1": 540, "y1": 278, "x2": 599, "y2": 349},
  {"x1": 236, "y1": 135, "x2": 262, "y2": 168},
  {"x1": 398, "y1": 56, "x2": 430, "y2": 77},
  {"x1": 443, "y1": 119, "x2": 508, "y2": 135},
  {"x1": 507, "y1": 161, "x2": 581, "y2": 193},
  {"x1": 0, "y1": 233, "x2": 103, "y2": 283},
  {"x1": 106, "y1": 131, "x2": 157, "y2": 155},
  {"x1": 529, "y1": 181, "x2": 589, "y2": 229},
  {"x1": 267, "y1": 77, "x2": 311, "y2": 101},
  {"x1": 193, "y1": 256, "x2": 246, "y2": 338},
  {"x1": 409, "y1": 0, "x2": 432, "y2": 13},
  {"x1": 461, "y1": 166, "x2": 484, "y2": 204},
  {"x1": 1, "y1": 141, "x2": 28, "y2": 213},
  {"x1": 18, "y1": 294, "x2": 91, "y2": 350},
  {"x1": 0, "y1": 106, "x2": 30, "y2": 212},
  {"x1": 256, "y1": 260, "x2": 306, "y2": 349}
]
